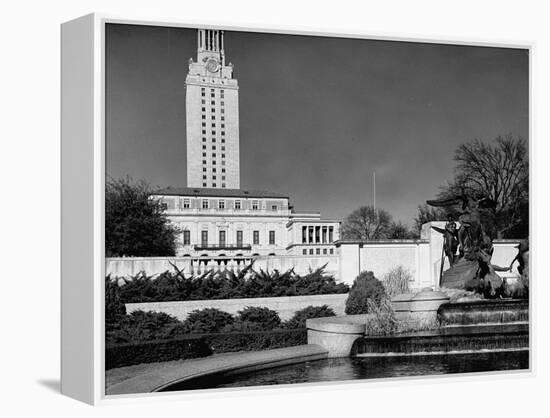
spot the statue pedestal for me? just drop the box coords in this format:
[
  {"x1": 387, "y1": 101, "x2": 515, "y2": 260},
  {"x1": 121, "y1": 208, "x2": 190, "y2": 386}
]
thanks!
[{"x1": 392, "y1": 288, "x2": 450, "y2": 325}]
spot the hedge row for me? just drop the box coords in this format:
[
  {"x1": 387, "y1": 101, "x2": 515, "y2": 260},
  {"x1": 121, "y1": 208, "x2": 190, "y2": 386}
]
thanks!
[
  {"x1": 203, "y1": 328, "x2": 307, "y2": 354},
  {"x1": 105, "y1": 335, "x2": 212, "y2": 370},
  {"x1": 105, "y1": 328, "x2": 307, "y2": 370},
  {"x1": 111, "y1": 264, "x2": 349, "y2": 303}
]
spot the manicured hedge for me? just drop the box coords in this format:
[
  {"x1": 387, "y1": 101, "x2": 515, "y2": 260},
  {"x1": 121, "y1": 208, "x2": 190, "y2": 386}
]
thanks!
[
  {"x1": 105, "y1": 335, "x2": 212, "y2": 370},
  {"x1": 203, "y1": 328, "x2": 307, "y2": 353},
  {"x1": 105, "y1": 329, "x2": 307, "y2": 369}
]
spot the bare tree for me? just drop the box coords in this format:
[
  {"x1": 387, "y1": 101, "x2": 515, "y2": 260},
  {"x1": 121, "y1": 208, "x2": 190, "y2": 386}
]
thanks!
[
  {"x1": 341, "y1": 206, "x2": 393, "y2": 240},
  {"x1": 387, "y1": 221, "x2": 414, "y2": 239},
  {"x1": 440, "y1": 135, "x2": 528, "y2": 238}
]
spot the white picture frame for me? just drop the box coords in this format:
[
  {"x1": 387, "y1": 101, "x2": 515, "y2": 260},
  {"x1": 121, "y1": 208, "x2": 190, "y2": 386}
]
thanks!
[{"x1": 61, "y1": 13, "x2": 533, "y2": 405}]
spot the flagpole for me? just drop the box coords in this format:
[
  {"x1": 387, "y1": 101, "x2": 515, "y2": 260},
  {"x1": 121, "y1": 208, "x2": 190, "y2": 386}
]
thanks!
[{"x1": 373, "y1": 171, "x2": 376, "y2": 213}]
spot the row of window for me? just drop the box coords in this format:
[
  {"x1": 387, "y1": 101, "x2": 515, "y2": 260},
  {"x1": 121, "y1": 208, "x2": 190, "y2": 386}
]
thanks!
[
  {"x1": 202, "y1": 146, "x2": 226, "y2": 152},
  {"x1": 183, "y1": 230, "x2": 276, "y2": 246},
  {"x1": 201, "y1": 87, "x2": 225, "y2": 98},
  {"x1": 302, "y1": 248, "x2": 335, "y2": 256},
  {"x1": 171, "y1": 199, "x2": 279, "y2": 211}
]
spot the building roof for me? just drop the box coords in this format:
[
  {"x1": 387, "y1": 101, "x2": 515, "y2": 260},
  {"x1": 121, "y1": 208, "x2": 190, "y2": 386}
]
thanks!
[{"x1": 154, "y1": 187, "x2": 289, "y2": 199}]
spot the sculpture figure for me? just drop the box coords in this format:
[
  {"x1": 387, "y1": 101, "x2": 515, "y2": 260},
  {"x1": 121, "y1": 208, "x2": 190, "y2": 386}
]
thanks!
[
  {"x1": 427, "y1": 192, "x2": 503, "y2": 296},
  {"x1": 427, "y1": 193, "x2": 496, "y2": 260},
  {"x1": 510, "y1": 238, "x2": 529, "y2": 276},
  {"x1": 431, "y1": 214, "x2": 459, "y2": 267}
]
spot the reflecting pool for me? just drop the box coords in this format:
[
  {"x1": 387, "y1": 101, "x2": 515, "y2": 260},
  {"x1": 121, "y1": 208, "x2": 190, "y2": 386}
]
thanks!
[{"x1": 161, "y1": 350, "x2": 529, "y2": 391}]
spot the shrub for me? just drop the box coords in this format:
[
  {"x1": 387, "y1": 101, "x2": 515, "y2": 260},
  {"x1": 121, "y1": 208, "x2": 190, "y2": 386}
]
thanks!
[
  {"x1": 105, "y1": 335, "x2": 212, "y2": 369},
  {"x1": 105, "y1": 327, "x2": 307, "y2": 368},
  {"x1": 182, "y1": 308, "x2": 234, "y2": 333},
  {"x1": 364, "y1": 299, "x2": 398, "y2": 336},
  {"x1": 382, "y1": 266, "x2": 412, "y2": 297},
  {"x1": 203, "y1": 329, "x2": 307, "y2": 353},
  {"x1": 285, "y1": 305, "x2": 336, "y2": 329},
  {"x1": 106, "y1": 310, "x2": 186, "y2": 345},
  {"x1": 105, "y1": 276, "x2": 126, "y2": 325},
  {"x1": 345, "y1": 271, "x2": 387, "y2": 315},
  {"x1": 114, "y1": 264, "x2": 349, "y2": 304},
  {"x1": 236, "y1": 306, "x2": 281, "y2": 330}
]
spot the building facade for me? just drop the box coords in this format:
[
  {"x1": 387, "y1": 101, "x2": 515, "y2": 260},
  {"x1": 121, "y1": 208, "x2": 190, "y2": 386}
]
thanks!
[
  {"x1": 155, "y1": 29, "x2": 340, "y2": 260},
  {"x1": 153, "y1": 187, "x2": 339, "y2": 258}
]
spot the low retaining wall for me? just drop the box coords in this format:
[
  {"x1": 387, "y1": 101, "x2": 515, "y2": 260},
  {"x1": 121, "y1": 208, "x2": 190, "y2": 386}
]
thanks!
[{"x1": 126, "y1": 293, "x2": 349, "y2": 321}]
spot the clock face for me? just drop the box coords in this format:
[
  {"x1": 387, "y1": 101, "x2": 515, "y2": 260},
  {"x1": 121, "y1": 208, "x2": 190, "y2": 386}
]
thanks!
[{"x1": 206, "y1": 58, "x2": 220, "y2": 73}]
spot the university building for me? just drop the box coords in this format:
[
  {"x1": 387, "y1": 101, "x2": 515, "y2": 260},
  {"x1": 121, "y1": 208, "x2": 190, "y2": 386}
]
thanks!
[{"x1": 153, "y1": 29, "x2": 340, "y2": 260}]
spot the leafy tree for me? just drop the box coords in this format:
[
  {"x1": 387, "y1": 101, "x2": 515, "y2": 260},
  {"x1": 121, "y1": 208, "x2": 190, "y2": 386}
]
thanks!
[
  {"x1": 345, "y1": 271, "x2": 386, "y2": 315},
  {"x1": 105, "y1": 177, "x2": 179, "y2": 257},
  {"x1": 341, "y1": 206, "x2": 393, "y2": 240},
  {"x1": 439, "y1": 135, "x2": 528, "y2": 238}
]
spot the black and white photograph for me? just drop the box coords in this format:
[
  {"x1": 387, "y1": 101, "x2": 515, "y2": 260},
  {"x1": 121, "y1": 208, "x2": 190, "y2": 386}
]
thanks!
[{"x1": 102, "y1": 22, "x2": 530, "y2": 396}]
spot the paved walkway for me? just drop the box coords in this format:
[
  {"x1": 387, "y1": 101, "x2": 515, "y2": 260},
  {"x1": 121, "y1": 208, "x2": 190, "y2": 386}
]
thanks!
[{"x1": 106, "y1": 344, "x2": 328, "y2": 395}]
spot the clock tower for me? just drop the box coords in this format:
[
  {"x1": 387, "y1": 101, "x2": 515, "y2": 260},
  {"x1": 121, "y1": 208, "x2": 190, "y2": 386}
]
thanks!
[{"x1": 186, "y1": 29, "x2": 240, "y2": 189}]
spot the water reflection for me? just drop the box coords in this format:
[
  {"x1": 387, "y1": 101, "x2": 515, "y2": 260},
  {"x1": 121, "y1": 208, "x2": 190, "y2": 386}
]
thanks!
[{"x1": 162, "y1": 350, "x2": 529, "y2": 391}]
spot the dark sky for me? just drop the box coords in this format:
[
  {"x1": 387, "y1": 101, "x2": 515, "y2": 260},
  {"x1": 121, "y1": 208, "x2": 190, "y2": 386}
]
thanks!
[{"x1": 105, "y1": 24, "x2": 528, "y2": 226}]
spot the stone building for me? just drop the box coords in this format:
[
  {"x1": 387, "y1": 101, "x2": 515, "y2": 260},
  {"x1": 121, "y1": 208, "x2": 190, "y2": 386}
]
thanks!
[{"x1": 154, "y1": 29, "x2": 340, "y2": 260}]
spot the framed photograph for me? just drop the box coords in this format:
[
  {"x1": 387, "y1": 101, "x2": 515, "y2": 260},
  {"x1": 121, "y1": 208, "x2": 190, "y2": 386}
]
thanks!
[{"x1": 61, "y1": 14, "x2": 531, "y2": 405}]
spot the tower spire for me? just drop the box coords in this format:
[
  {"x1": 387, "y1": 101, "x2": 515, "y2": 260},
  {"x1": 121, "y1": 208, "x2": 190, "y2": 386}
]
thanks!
[{"x1": 197, "y1": 29, "x2": 225, "y2": 66}]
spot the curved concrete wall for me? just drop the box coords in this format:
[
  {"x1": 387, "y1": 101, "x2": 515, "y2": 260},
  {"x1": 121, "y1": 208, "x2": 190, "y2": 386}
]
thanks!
[{"x1": 306, "y1": 315, "x2": 368, "y2": 358}]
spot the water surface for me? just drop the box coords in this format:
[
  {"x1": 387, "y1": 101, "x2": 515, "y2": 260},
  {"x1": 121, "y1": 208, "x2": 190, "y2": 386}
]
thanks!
[{"x1": 162, "y1": 350, "x2": 529, "y2": 391}]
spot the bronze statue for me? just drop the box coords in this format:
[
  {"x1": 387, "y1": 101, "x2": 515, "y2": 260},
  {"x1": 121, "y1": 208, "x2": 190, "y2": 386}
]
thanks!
[
  {"x1": 427, "y1": 193, "x2": 496, "y2": 260},
  {"x1": 427, "y1": 192, "x2": 501, "y2": 296}
]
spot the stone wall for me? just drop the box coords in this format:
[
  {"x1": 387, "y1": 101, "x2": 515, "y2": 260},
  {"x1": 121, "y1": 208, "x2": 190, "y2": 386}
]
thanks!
[
  {"x1": 125, "y1": 293, "x2": 348, "y2": 321},
  {"x1": 361, "y1": 242, "x2": 426, "y2": 289},
  {"x1": 337, "y1": 222, "x2": 521, "y2": 288}
]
